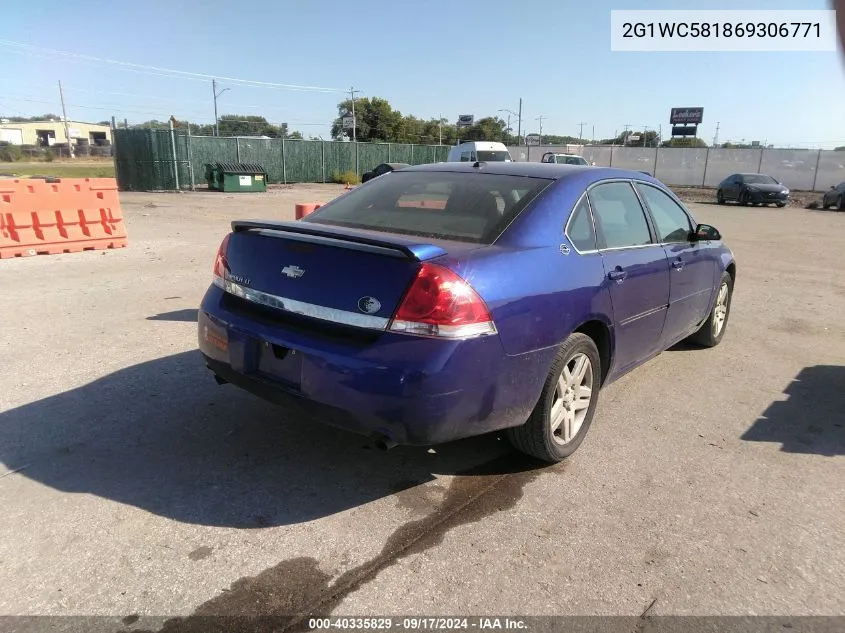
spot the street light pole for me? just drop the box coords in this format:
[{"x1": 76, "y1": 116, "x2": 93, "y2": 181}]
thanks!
[
  {"x1": 536, "y1": 115, "x2": 545, "y2": 146},
  {"x1": 212, "y1": 79, "x2": 231, "y2": 137},
  {"x1": 349, "y1": 87, "x2": 359, "y2": 142}
]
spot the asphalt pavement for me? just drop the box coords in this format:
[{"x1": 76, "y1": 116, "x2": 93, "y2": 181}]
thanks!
[{"x1": 1, "y1": 186, "x2": 843, "y2": 630}]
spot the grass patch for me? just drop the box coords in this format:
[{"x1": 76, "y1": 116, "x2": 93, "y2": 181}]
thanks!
[
  {"x1": 0, "y1": 161, "x2": 115, "y2": 179},
  {"x1": 330, "y1": 169, "x2": 361, "y2": 185}
]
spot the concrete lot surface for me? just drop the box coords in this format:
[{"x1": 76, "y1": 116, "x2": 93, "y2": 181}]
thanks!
[{"x1": 1, "y1": 184, "x2": 843, "y2": 629}]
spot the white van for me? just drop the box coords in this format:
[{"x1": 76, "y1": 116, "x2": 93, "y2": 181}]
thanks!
[{"x1": 446, "y1": 141, "x2": 512, "y2": 163}]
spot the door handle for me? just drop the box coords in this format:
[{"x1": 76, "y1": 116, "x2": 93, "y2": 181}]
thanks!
[
  {"x1": 672, "y1": 259, "x2": 685, "y2": 271},
  {"x1": 608, "y1": 269, "x2": 627, "y2": 282}
]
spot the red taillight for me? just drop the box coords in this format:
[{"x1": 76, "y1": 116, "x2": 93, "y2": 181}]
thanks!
[
  {"x1": 213, "y1": 233, "x2": 231, "y2": 282},
  {"x1": 390, "y1": 263, "x2": 496, "y2": 339}
]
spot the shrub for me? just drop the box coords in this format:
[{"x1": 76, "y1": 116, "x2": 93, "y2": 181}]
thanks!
[
  {"x1": 44, "y1": 148, "x2": 55, "y2": 162},
  {"x1": 330, "y1": 169, "x2": 360, "y2": 185},
  {"x1": 0, "y1": 142, "x2": 22, "y2": 162}
]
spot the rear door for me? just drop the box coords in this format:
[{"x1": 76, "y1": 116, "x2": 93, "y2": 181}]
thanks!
[
  {"x1": 588, "y1": 181, "x2": 670, "y2": 374},
  {"x1": 635, "y1": 182, "x2": 716, "y2": 347}
]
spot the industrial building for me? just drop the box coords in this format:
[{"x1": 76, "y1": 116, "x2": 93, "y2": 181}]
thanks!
[{"x1": 0, "y1": 119, "x2": 112, "y2": 149}]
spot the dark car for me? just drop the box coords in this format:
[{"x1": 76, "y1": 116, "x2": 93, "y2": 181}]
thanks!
[
  {"x1": 200, "y1": 163, "x2": 736, "y2": 463},
  {"x1": 821, "y1": 182, "x2": 845, "y2": 210},
  {"x1": 716, "y1": 173, "x2": 790, "y2": 207},
  {"x1": 361, "y1": 162, "x2": 410, "y2": 183}
]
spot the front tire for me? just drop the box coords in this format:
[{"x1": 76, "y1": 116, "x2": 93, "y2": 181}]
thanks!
[
  {"x1": 688, "y1": 272, "x2": 733, "y2": 348},
  {"x1": 717, "y1": 190, "x2": 725, "y2": 205},
  {"x1": 776, "y1": 202, "x2": 786, "y2": 208},
  {"x1": 507, "y1": 333, "x2": 601, "y2": 463},
  {"x1": 838, "y1": 195, "x2": 844, "y2": 211},
  {"x1": 739, "y1": 191, "x2": 749, "y2": 206}
]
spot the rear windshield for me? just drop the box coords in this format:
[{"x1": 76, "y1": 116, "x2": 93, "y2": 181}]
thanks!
[
  {"x1": 476, "y1": 151, "x2": 511, "y2": 162},
  {"x1": 302, "y1": 171, "x2": 552, "y2": 244},
  {"x1": 560, "y1": 156, "x2": 587, "y2": 165}
]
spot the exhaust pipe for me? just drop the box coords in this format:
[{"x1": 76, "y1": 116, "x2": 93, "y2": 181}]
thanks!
[{"x1": 372, "y1": 433, "x2": 398, "y2": 451}]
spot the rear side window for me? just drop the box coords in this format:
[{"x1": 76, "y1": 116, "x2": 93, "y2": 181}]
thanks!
[
  {"x1": 588, "y1": 182, "x2": 652, "y2": 249},
  {"x1": 303, "y1": 171, "x2": 552, "y2": 244},
  {"x1": 566, "y1": 197, "x2": 597, "y2": 252}
]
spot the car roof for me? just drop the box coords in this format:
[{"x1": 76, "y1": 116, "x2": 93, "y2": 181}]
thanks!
[{"x1": 402, "y1": 161, "x2": 661, "y2": 184}]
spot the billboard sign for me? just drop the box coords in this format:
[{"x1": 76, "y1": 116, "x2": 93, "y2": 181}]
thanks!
[
  {"x1": 457, "y1": 114, "x2": 474, "y2": 128},
  {"x1": 669, "y1": 107, "x2": 704, "y2": 125},
  {"x1": 671, "y1": 126, "x2": 695, "y2": 137},
  {"x1": 342, "y1": 115, "x2": 355, "y2": 130}
]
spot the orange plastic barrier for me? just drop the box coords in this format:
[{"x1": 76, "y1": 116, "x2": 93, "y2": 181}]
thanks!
[
  {"x1": 295, "y1": 202, "x2": 324, "y2": 220},
  {"x1": 0, "y1": 178, "x2": 128, "y2": 259}
]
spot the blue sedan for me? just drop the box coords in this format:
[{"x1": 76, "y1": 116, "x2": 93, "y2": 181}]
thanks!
[{"x1": 198, "y1": 162, "x2": 736, "y2": 463}]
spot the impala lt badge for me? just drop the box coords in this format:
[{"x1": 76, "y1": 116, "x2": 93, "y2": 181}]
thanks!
[
  {"x1": 281, "y1": 265, "x2": 305, "y2": 279},
  {"x1": 358, "y1": 296, "x2": 382, "y2": 314}
]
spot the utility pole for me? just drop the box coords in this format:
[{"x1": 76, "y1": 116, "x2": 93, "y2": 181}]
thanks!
[
  {"x1": 577, "y1": 122, "x2": 587, "y2": 142},
  {"x1": 623, "y1": 124, "x2": 632, "y2": 145},
  {"x1": 212, "y1": 79, "x2": 230, "y2": 137},
  {"x1": 712, "y1": 121, "x2": 720, "y2": 147},
  {"x1": 58, "y1": 80, "x2": 74, "y2": 158},
  {"x1": 517, "y1": 98, "x2": 522, "y2": 145},
  {"x1": 349, "y1": 87, "x2": 359, "y2": 142},
  {"x1": 643, "y1": 125, "x2": 649, "y2": 147},
  {"x1": 438, "y1": 113, "x2": 442, "y2": 145},
  {"x1": 536, "y1": 115, "x2": 545, "y2": 145},
  {"x1": 591, "y1": 125, "x2": 595, "y2": 145},
  {"x1": 658, "y1": 124, "x2": 662, "y2": 146}
]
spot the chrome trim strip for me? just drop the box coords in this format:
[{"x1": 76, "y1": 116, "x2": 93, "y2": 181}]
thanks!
[
  {"x1": 214, "y1": 277, "x2": 390, "y2": 330},
  {"x1": 599, "y1": 243, "x2": 661, "y2": 253},
  {"x1": 619, "y1": 304, "x2": 667, "y2": 327}
]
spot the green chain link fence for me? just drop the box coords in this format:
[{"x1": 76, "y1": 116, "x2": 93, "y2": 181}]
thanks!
[{"x1": 113, "y1": 128, "x2": 450, "y2": 191}]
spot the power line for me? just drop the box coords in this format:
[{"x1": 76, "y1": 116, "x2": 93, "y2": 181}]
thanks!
[{"x1": 0, "y1": 40, "x2": 344, "y2": 93}]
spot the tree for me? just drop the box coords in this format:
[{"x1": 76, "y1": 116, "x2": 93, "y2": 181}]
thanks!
[
  {"x1": 540, "y1": 135, "x2": 584, "y2": 145},
  {"x1": 127, "y1": 116, "x2": 300, "y2": 138},
  {"x1": 331, "y1": 97, "x2": 404, "y2": 142},
  {"x1": 0, "y1": 113, "x2": 62, "y2": 122},
  {"x1": 835, "y1": 146, "x2": 845, "y2": 151},
  {"x1": 455, "y1": 117, "x2": 508, "y2": 143}
]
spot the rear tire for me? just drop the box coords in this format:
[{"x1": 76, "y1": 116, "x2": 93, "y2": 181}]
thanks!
[
  {"x1": 740, "y1": 191, "x2": 749, "y2": 206},
  {"x1": 507, "y1": 333, "x2": 601, "y2": 463},
  {"x1": 688, "y1": 272, "x2": 733, "y2": 348}
]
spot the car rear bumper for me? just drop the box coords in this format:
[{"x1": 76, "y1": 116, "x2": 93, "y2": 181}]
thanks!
[{"x1": 198, "y1": 285, "x2": 551, "y2": 445}]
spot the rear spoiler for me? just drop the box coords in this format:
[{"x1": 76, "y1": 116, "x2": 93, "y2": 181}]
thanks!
[{"x1": 231, "y1": 219, "x2": 447, "y2": 261}]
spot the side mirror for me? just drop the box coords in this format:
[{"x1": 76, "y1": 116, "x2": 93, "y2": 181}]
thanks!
[{"x1": 693, "y1": 223, "x2": 721, "y2": 241}]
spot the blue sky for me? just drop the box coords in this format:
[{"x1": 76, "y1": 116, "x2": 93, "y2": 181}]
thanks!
[{"x1": 1, "y1": 0, "x2": 843, "y2": 147}]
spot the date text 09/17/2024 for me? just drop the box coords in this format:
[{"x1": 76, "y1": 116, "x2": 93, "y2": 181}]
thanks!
[{"x1": 307, "y1": 618, "x2": 528, "y2": 630}]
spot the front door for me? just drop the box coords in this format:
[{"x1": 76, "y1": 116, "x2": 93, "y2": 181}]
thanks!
[
  {"x1": 588, "y1": 181, "x2": 670, "y2": 375},
  {"x1": 635, "y1": 183, "x2": 718, "y2": 347}
]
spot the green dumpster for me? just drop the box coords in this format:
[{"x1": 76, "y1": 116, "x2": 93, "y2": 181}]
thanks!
[{"x1": 204, "y1": 162, "x2": 268, "y2": 192}]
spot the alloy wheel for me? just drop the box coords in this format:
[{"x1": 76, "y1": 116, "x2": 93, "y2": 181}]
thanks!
[{"x1": 550, "y1": 353, "x2": 593, "y2": 445}]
